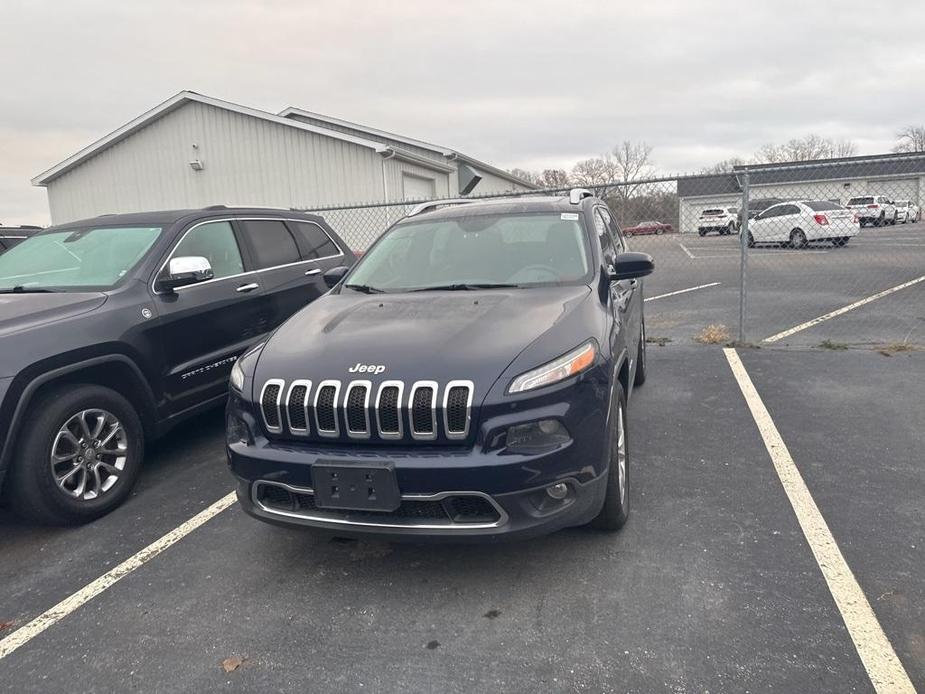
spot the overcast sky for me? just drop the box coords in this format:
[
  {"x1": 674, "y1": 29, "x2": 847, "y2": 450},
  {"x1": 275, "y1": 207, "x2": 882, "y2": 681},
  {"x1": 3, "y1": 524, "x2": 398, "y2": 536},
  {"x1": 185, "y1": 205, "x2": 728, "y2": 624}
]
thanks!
[{"x1": 2, "y1": 0, "x2": 923, "y2": 225}]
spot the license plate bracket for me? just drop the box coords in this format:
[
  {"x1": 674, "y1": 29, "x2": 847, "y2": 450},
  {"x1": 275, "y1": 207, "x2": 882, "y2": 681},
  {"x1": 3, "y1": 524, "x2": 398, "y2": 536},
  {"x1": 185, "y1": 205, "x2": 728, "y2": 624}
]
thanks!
[{"x1": 312, "y1": 462, "x2": 401, "y2": 511}]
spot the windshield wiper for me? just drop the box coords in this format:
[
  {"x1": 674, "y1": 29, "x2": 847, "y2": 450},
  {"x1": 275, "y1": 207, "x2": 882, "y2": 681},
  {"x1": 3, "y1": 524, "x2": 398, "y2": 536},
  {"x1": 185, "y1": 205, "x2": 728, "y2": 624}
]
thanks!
[
  {"x1": 410, "y1": 283, "x2": 520, "y2": 292},
  {"x1": 0, "y1": 286, "x2": 60, "y2": 294},
  {"x1": 343, "y1": 284, "x2": 385, "y2": 294}
]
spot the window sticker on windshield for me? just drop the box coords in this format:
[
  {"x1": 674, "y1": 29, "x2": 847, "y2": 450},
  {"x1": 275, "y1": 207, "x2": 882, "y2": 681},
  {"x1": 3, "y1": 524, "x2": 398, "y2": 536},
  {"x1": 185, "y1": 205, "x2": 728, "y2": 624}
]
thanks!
[{"x1": 560, "y1": 213, "x2": 579, "y2": 221}]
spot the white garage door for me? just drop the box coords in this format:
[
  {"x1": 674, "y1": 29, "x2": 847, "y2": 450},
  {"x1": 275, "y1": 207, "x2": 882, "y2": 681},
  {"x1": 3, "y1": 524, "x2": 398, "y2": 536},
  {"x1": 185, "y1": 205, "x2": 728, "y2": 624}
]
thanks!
[
  {"x1": 878, "y1": 178, "x2": 920, "y2": 204},
  {"x1": 402, "y1": 174, "x2": 436, "y2": 201}
]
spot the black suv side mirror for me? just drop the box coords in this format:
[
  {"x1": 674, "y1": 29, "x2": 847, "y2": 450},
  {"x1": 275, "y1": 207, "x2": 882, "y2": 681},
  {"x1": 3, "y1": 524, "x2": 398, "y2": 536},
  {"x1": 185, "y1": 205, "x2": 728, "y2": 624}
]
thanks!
[
  {"x1": 158, "y1": 256, "x2": 214, "y2": 293},
  {"x1": 323, "y1": 265, "x2": 350, "y2": 288},
  {"x1": 610, "y1": 252, "x2": 654, "y2": 281}
]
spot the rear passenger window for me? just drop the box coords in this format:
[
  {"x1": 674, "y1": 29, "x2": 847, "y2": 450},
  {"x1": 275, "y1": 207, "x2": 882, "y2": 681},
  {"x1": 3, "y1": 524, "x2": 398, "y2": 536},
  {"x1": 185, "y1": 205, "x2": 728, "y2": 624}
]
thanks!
[
  {"x1": 291, "y1": 222, "x2": 341, "y2": 259},
  {"x1": 239, "y1": 220, "x2": 301, "y2": 268}
]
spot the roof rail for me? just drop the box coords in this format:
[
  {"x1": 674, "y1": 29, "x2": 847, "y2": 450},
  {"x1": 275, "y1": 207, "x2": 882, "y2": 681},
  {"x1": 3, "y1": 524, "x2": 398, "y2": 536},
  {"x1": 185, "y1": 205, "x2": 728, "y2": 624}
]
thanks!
[
  {"x1": 568, "y1": 188, "x2": 594, "y2": 205},
  {"x1": 407, "y1": 198, "x2": 476, "y2": 217}
]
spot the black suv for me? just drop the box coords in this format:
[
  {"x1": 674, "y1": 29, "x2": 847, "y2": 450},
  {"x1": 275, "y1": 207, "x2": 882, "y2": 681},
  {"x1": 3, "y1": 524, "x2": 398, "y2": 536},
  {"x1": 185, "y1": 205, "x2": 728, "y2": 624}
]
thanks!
[
  {"x1": 226, "y1": 191, "x2": 654, "y2": 541},
  {"x1": 0, "y1": 206, "x2": 354, "y2": 524}
]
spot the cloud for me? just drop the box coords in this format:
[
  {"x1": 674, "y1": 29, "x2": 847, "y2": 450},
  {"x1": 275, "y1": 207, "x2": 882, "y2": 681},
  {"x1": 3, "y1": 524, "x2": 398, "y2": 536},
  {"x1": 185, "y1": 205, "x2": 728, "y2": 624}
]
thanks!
[{"x1": 1, "y1": 0, "x2": 923, "y2": 223}]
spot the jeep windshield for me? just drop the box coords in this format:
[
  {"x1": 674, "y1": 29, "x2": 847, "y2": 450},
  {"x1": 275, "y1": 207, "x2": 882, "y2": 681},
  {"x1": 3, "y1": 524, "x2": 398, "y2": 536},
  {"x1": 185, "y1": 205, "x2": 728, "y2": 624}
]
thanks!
[
  {"x1": 344, "y1": 212, "x2": 592, "y2": 292},
  {"x1": 0, "y1": 226, "x2": 162, "y2": 292}
]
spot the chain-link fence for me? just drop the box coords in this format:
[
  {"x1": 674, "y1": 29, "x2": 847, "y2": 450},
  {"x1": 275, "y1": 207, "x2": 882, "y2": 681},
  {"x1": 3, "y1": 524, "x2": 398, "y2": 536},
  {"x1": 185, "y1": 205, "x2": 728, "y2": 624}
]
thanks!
[{"x1": 300, "y1": 153, "x2": 925, "y2": 350}]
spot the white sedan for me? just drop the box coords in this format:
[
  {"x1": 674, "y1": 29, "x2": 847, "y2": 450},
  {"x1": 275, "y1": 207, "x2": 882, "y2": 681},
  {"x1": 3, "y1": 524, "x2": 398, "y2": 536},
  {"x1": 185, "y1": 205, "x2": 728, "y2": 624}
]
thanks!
[
  {"x1": 895, "y1": 200, "x2": 921, "y2": 223},
  {"x1": 747, "y1": 200, "x2": 860, "y2": 248}
]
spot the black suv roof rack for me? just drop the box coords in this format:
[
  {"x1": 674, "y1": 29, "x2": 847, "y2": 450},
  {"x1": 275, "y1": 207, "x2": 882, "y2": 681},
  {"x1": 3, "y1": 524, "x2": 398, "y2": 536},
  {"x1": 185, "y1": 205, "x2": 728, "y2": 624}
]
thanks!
[{"x1": 407, "y1": 199, "x2": 476, "y2": 217}]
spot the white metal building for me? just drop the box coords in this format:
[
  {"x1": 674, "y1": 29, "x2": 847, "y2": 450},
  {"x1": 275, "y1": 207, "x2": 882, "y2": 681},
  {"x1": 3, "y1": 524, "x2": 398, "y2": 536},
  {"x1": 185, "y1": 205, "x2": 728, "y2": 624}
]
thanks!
[
  {"x1": 31, "y1": 91, "x2": 535, "y2": 225},
  {"x1": 678, "y1": 154, "x2": 925, "y2": 233}
]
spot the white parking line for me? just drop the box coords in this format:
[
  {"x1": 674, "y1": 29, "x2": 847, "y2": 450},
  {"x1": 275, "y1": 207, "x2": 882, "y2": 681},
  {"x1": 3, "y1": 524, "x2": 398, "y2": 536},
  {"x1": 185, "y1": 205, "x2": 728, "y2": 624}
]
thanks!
[
  {"x1": 0, "y1": 491, "x2": 237, "y2": 661},
  {"x1": 723, "y1": 349, "x2": 915, "y2": 694},
  {"x1": 645, "y1": 282, "x2": 721, "y2": 302},
  {"x1": 678, "y1": 242, "x2": 695, "y2": 259},
  {"x1": 764, "y1": 275, "x2": 925, "y2": 343}
]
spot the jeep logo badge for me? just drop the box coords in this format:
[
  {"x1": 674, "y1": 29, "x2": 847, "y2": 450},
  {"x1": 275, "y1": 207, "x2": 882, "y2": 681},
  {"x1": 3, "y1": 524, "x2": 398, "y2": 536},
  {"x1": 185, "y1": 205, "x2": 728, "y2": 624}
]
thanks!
[{"x1": 348, "y1": 363, "x2": 385, "y2": 375}]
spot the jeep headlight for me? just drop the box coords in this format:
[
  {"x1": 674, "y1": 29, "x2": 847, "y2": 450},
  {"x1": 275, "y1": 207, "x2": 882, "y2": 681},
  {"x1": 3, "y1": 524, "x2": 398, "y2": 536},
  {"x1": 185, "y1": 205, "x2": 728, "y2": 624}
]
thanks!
[
  {"x1": 508, "y1": 341, "x2": 597, "y2": 394},
  {"x1": 230, "y1": 342, "x2": 265, "y2": 393}
]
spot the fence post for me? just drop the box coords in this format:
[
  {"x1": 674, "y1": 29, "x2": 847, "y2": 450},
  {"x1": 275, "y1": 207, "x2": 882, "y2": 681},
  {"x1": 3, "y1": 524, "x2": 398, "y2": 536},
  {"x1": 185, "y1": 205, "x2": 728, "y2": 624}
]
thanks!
[{"x1": 738, "y1": 170, "x2": 750, "y2": 343}]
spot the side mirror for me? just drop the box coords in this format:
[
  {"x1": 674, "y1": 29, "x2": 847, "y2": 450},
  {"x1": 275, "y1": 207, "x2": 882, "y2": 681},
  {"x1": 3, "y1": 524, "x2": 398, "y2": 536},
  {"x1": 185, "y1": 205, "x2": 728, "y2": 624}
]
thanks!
[
  {"x1": 610, "y1": 252, "x2": 654, "y2": 281},
  {"x1": 323, "y1": 265, "x2": 350, "y2": 288},
  {"x1": 159, "y1": 256, "x2": 213, "y2": 292}
]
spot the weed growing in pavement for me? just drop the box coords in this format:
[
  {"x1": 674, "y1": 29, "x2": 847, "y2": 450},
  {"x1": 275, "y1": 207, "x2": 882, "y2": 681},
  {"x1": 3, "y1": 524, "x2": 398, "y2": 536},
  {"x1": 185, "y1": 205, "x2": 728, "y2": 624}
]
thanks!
[
  {"x1": 694, "y1": 324, "x2": 730, "y2": 344},
  {"x1": 818, "y1": 339, "x2": 849, "y2": 350},
  {"x1": 876, "y1": 342, "x2": 919, "y2": 357},
  {"x1": 646, "y1": 336, "x2": 672, "y2": 347}
]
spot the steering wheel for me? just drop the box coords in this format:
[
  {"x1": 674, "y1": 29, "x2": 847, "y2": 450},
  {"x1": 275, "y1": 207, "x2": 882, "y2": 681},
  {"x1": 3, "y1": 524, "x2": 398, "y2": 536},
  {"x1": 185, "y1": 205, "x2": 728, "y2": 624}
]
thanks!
[{"x1": 508, "y1": 264, "x2": 561, "y2": 283}]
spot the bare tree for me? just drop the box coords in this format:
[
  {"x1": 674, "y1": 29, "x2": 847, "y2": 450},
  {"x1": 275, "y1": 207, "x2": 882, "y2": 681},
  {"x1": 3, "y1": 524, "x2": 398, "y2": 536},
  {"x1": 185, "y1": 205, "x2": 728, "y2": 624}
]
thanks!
[
  {"x1": 541, "y1": 168, "x2": 571, "y2": 188},
  {"x1": 701, "y1": 157, "x2": 747, "y2": 174},
  {"x1": 754, "y1": 134, "x2": 856, "y2": 163},
  {"x1": 892, "y1": 125, "x2": 925, "y2": 153},
  {"x1": 507, "y1": 168, "x2": 543, "y2": 186}
]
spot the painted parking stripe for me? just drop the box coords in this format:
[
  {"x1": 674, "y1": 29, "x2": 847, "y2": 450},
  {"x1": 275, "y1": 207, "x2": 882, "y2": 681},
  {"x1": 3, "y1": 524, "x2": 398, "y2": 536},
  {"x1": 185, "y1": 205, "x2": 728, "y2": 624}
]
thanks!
[
  {"x1": 0, "y1": 491, "x2": 237, "y2": 661},
  {"x1": 763, "y1": 275, "x2": 925, "y2": 343},
  {"x1": 723, "y1": 349, "x2": 915, "y2": 694},
  {"x1": 678, "y1": 242, "x2": 696, "y2": 259},
  {"x1": 644, "y1": 282, "x2": 720, "y2": 302}
]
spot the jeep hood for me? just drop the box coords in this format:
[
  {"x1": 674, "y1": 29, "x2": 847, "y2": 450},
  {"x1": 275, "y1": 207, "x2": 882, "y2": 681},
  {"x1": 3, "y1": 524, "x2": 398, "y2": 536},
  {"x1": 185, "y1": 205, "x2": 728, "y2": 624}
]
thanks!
[
  {"x1": 0, "y1": 292, "x2": 108, "y2": 339},
  {"x1": 255, "y1": 286, "x2": 595, "y2": 389}
]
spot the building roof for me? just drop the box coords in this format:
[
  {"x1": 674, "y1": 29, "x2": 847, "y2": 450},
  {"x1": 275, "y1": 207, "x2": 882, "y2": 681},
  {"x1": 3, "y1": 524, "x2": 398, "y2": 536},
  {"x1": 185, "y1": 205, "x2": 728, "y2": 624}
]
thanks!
[
  {"x1": 279, "y1": 106, "x2": 537, "y2": 189},
  {"x1": 678, "y1": 152, "x2": 925, "y2": 198},
  {"x1": 32, "y1": 91, "x2": 534, "y2": 189}
]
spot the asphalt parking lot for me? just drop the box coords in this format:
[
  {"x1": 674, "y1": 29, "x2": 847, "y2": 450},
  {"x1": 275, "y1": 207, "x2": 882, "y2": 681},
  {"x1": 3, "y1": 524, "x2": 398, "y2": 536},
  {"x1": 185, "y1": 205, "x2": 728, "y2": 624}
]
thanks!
[
  {"x1": 1, "y1": 225, "x2": 923, "y2": 693},
  {"x1": 632, "y1": 221, "x2": 925, "y2": 348}
]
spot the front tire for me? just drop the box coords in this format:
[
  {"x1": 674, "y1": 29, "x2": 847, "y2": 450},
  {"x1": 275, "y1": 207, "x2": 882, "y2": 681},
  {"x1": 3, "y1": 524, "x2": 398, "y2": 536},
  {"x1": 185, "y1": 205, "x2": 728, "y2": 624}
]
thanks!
[
  {"x1": 727, "y1": 222, "x2": 736, "y2": 236},
  {"x1": 7, "y1": 385, "x2": 144, "y2": 525},
  {"x1": 747, "y1": 232, "x2": 755, "y2": 248},
  {"x1": 591, "y1": 382, "x2": 629, "y2": 531}
]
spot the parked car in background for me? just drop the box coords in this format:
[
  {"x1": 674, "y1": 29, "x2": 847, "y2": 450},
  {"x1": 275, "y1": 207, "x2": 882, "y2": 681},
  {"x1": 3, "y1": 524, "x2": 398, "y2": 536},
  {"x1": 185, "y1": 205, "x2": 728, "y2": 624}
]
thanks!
[
  {"x1": 623, "y1": 220, "x2": 674, "y2": 236},
  {"x1": 845, "y1": 195, "x2": 897, "y2": 227},
  {"x1": 227, "y1": 190, "x2": 654, "y2": 540},
  {"x1": 894, "y1": 200, "x2": 921, "y2": 223},
  {"x1": 740, "y1": 198, "x2": 783, "y2": 226},
  {"x1": 0, "y1": 225, "x2": 42, "y2": 254},
  {"x1": 0, "y1": 206, "x2": 354, "y2": 524},
  {"x1": 697, "y1": 207, "x2": 739, "y2": 236},
  {"x1": 747, "y1": 200, "x2": 860, "y2": 248}
]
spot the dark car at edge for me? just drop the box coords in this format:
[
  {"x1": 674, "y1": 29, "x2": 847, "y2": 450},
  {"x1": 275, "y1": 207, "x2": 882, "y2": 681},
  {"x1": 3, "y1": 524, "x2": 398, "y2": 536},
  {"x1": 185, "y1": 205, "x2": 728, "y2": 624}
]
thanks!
[
  {"x1": 0, "y1": 206, "x2": 354, "y2": 524},
  {"x1": 226, "y1": 190, "x2": 654, "y2": 541}
]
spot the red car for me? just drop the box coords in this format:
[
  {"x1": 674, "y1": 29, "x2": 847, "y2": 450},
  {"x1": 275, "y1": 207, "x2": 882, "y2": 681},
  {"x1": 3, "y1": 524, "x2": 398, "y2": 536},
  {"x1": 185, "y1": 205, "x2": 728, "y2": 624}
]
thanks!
[{"x1": 623, "y1": 220, "x2": 674, "y2": 236}]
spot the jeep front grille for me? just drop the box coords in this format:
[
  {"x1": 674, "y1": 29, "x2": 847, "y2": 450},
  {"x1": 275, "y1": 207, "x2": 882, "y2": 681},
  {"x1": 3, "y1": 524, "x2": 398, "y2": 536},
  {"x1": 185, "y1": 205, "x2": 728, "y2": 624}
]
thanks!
[
  {"x1": 259, "y1": 378, "x2": 473, "y2": 442},
  {"x1": 259, "y1": 379, "x2": 284, "y2": 434}
]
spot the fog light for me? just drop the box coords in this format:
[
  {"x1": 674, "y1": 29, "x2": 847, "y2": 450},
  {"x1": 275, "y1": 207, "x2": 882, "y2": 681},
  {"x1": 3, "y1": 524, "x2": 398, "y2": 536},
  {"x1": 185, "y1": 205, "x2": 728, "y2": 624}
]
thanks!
[
  {"x1": 505, "y1": 419, "x2": 570, "y2": 452},
  {"x1": 226, "y1": 414, "x2": 249, "y2": 445},
  {"x1": 546, "y1": 483, "x2": 569, "y2": 500}
]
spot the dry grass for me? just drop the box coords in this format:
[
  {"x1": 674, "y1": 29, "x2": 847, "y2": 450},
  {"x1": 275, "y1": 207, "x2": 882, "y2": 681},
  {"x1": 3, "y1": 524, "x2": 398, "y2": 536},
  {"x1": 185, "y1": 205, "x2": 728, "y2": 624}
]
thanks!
[
  {"x1": 694, "y1": 324, "x2": 730, "y2": 345},
  {"x1": 876, "y1": 342, "x2": 919, "y2": 357}
]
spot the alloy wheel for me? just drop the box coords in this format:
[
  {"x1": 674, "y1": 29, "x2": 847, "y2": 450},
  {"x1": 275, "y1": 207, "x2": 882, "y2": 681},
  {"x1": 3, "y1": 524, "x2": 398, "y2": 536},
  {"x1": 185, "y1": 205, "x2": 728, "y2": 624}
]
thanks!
[{"x1": 50, "y1": 409, "x2": 128, "y2": 501}]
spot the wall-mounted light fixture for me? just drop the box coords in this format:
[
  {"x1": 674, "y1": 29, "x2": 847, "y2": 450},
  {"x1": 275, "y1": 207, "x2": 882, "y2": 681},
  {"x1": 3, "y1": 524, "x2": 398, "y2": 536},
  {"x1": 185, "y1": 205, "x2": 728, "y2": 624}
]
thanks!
[{"x1": 189, "y1": 159, "x2": 204, "y2": 171}]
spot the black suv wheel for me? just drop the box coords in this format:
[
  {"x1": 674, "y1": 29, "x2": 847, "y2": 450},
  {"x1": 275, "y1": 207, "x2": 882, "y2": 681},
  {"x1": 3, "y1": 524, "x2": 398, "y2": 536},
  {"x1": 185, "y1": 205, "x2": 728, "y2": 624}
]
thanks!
[
  {"x1": 591, "y1": 382, "x2": 629, "y2": 531},
  {"x1": 7, "y1": 385, "x2": 144, "y2": 525}
]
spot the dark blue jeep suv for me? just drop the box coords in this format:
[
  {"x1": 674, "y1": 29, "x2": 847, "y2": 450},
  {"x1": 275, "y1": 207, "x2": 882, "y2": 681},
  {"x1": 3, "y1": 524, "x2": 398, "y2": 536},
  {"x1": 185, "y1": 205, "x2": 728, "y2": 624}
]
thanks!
[{"x1": 226, "y1": 190, "x2": 654, "y2": 540}]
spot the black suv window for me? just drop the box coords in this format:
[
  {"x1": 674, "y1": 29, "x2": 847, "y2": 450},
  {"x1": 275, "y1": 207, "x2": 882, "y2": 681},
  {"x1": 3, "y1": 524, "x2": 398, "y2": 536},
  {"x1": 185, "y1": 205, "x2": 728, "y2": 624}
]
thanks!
[
  {"x1": 172, "y1": 221, "x2": 244, "y2": 280},
  {"x1": 594, "y1": 209, "x2": 617, "y2": 265},
  {"x1": 292, "y1": 222, "x2": 341, "y2": 259},
  {"x1": 239, "y1": 220, "x2": 301, "y2": 268},
  {"x1": 597, "y1": 207, "x2": 625, "y2": 253}
]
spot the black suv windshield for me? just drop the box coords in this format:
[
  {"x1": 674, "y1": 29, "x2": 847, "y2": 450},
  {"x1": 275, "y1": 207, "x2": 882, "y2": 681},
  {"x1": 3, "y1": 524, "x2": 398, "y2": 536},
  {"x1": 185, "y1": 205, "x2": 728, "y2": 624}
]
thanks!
[
  {"x1": 0, "y1": 225, "x2": 162, "y2": 291},
  {"x1": 346, "y1": 212, "x2": 592, "y2": 292}
]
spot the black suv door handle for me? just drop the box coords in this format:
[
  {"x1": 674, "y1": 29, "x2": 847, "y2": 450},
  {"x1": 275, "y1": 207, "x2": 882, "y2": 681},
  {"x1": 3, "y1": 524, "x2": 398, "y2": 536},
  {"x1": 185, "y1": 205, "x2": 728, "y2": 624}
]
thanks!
[
  {"x1": 236, "y1": 282, "x2": 260, "y2": 293},
  {"x1": 304, "y1": 268, "x2": 322, "y2": 276}
]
